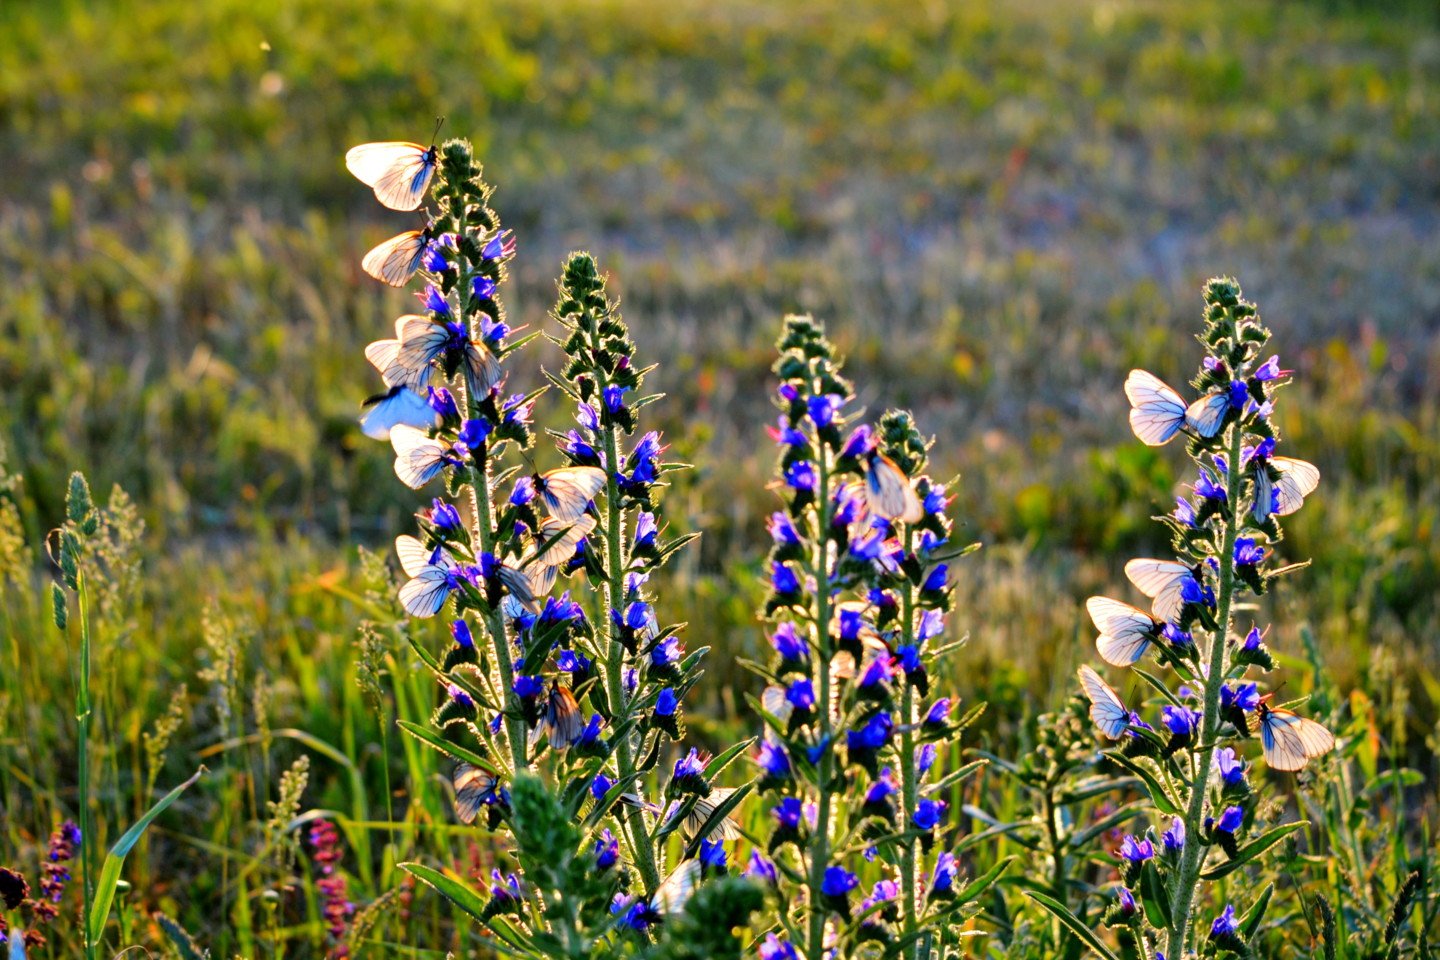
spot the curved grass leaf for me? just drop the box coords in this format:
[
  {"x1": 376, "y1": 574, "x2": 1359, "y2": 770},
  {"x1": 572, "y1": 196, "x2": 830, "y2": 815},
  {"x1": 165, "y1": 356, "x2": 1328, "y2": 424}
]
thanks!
[
  {"x1": 396, "y1": 719, "x2": 500, "y2": 775},
  {"x1": 1201, "y1": 821, "x2": 1308, "y2": 880},
  {"x1": 1021, "y1": 890, "x2": 1122, "y2": 960}
]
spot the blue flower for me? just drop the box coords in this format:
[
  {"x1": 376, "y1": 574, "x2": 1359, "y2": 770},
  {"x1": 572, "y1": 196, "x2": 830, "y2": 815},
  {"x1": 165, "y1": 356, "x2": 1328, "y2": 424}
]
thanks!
[
  {"x1": 783, "y1": 461, "x2": 817, "y2": 492},
  {"x1": 513, "y1": 675, "x2": 544, "y2": 699},
  {"x1": 1214, "y1": 747, "x2": 1246, "y2": 785},
  {"x1": 1173, "y1": 496, "x2": 1196, "y2": 526},
  {"x1": 451, "y1": 619, "x2": 474, "y2": 648},
  {"x1": 650, "y1": 636, "x2": 682, "y2": 668},
  {"x1": 1194, "y1": 470, "x2": 1226, "y2": 503},
  {"x1": 470, "y1": 274, "x2": 496, "y2": 300},
  {"x1": 1162, "y1": 705, "x2": 1201, "y2": 736},
  {"x1": 593, "y1": 828, "x2": 619, "y2": 869},
  {"x1": 1243, "y1": 626, "x2": 1264, "y2": 650},
  {"x1": 422, "y1": 241, "x2": 449, "y2": 273},
  {"x1": 655, "y1": 687, "x2": 678, "y2": 717},
  {"x1": 489, "y1": 869, "x2": 522, "y2": 905},
  {"x1": 745, "y1": 851, "x2": 778, "y2": 884},
  {"x1": 1180, "y1": 577, "x2": 1215, "y2": 607},
  {"x1": 807, "y1": 394, "x2": 843, "y2": 428},
  {"x1": 772, "y1": 797, "x2": 804, "y2": 829},
  {"x1": 541, "y1": 594, "x2": 587, "y2": 628},
  {"x1": 758, "y1": 933, "x2": 798, "y2": 960},
  {"x1": 421, "y1": 283, "x2": 449, "y2": 316},
  {"x1": 576, "y1": 713, "x2": 604, "y2": 747},
  {"x1": 1119, "y1": 835, "x2": 1155, "y2": 862},
  {"x1": 591, "y1": 774, "x2": 614, "y2": 800},
  {"x1": 916, "y1": 743, "x2": 937, "y2": 775},
  {"x1": 1117, "y1": 886, "x2": 1137, "y2": 914},
  {"x1": 1162, "y1": 623, "x2": 1193, "y2": 646},
  {"x1": 821, "y1": 866, "x2": 858, "y2": 897},
  {"x1": 840, "y1": 424, "x2": 874, "y2": 458},
  {"x1": 1211, "y1": 904, "x2": 1239, "y2": 937},
  {"x1": 634, "y1": 512, "x2": 658, "y2": 550},
  {"x1": 912, "y1": 798, "x2": 947, "y2": 831},
  {"x1": 860, "y1": 878, "x2": 899, "y2": 916},
  {"x1": 603, "y1": 384, "x2": 625, "y2": 414},
  {"x1": 1228, "y1": 380, "x2": 1250, "y2": 410},
  {"x1": 610, "y1": 893, "x2": 650, "y2": 931},
  {"x1": 924, "y1": 697, "x2": 951, "y2": 726},
  {"x1": 756, "y1": 739, "x2": 791, "y2": 779},
  {"x1": 673, "y1": 747, "x2": 705, "y2": 781},
  {"x1": 770, "y1": 622, "x2": 807, "y2": 662},
  {"x1": 857, "y1": 656, "x2": 894, "y2": 689},
  {"x1": 1161, "y1": 816, "x2": 1185, "y2": 852},
  {"x1": 932, "y1": 851, "x2": 958, "y2": 893},
  {"x1": 563, "y1": 429, "x2": 599, "y2": 462},
  {"x1": 786, "y1": 678, "x2": 816, "y2": 711},
  {"x1": 1220, "y1": 682, "x2": 1260, "y2": 713},
  {"x1": 446, "y1": 684, "x2": 474, "y2": 708},
  {"x1": 923, "y1": 482, "x2": 948, "y2": 516},
  {"x1": 839, "y1": 607, "x2": 866, "y2": 642},
  {"x1": 1233, "y1": 537, "x2": 1266, "y2": 566},
  {"x1": 1216, "y1": 805, "x2": 1244, "y2": 833},
  {"x1": 481, "y1": 230, "x2": 514, "y2": 261},
  {"x1": 769, "y1": 416, "x2": 806, "y2": 448},
  {"x1": 771, "y1": 562, "x2": 801, "y2": 595},
  {"x1": 458, "y1": 418, "x2": 492, "y2": 449},
  {"x1": 864, "y1": 768, "x2": 898, "y2": 804},
  {"x1": 479, "y1": 314, "x2": 508, "y2": 346},
  {"x1": 428, "y1": 387, "x2": 459, "y2": 420},
  {"x1": 767, "y1": 511, "x2": 802, "y2": 546},
  {"x1": 699, "y1": 838, "x2": 728, "y2": 870},
  {"x1": 1255, "y1": 355, "x2": 1282, "y2": 381},
  {"x1": 917, "y1": 609, "x2": 946, "y2": 643},
  {"x1": 509, "y1": 476, "x2": 536, "y2": 506},
  {"x1": 847, "y1": 712, "x2": 893, "y2": 751},
  {"x1": 921, "y1": 564, "x2": 949, "y2": 592}
]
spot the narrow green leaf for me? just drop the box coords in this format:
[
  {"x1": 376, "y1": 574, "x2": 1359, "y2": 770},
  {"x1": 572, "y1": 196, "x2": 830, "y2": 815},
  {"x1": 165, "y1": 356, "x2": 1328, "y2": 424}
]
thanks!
[
  {"x1": 1101, "y1": 752, "x2": 1180, "y2": 815},
  {"x1": 680, "y1": 782, "x2": 754, "y2": 859},
  {"x1": 1239, "y1": 882, "x2": 1274, "y2": 938},
  {"x1": 89, "y1": 766, "x2": 206, "y2": 945},
  {"x1": 926, "y1": 759, "x2": 987, "y2": 794},
  {"x1": 951, "y1": 854, "x2": 1014, "y2": 905},
  {"x1": 396, "y1": 720, "x2": 500, "y2": 776},
  {"x1": 1202, "y1": 821, "x2": 1308, "y2": 879},
  {"x1": 1021, "y1": 890, "x2": 1123, "y2": 960}
]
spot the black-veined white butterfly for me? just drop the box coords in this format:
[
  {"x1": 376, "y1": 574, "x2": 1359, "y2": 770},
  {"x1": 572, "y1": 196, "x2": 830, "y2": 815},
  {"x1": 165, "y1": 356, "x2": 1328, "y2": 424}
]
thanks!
[
  {"x1": 528, "y1": 515, "x2": 596, "y2": 568},
  {"x1": 534, "y1": 467, "x2": 607, "y2": 523},
  {"x1": 395, "y1": 315, "x2": 503, "y2": 399},
  {"x1": 362, "y1": 229, "x2": 428, "y2": 287},
  {"x1": 760, "y1": 684, "x2": 793, "y2": 726},
  {"x1": 648, "y1": 860, "x2": 701, "y2": 917},
  {"x1": 1123, "y1": 558, "x2": 1198, "y2": 623},
  {"x1": 360, "y1": 384, "x2": 438, "y2": 440},
  {"x1": 530, "y1": 683, "x2": 584, "y2": 751},
  {"x1": 1086, "y1": 596, "x2": 1161, "y2": 666},
  {"x1": 498, "y1": 561, "x2": 548, "y2": 616},
  {"x1": 1256, "y1": 699, "x2": 1335, "y2": 771},
  {"x1": 390, "y1": 424, "x2": 455, "y2": 489},
  {"x1": 366, "y1": 317, "x2": 430, "y2": 392},
  {"x1": 1077, "y1": 665, "x2": 1131, "y2": 739},
  {"x1": 452, "y1": 762, "x2": 500, "y2": 824},
  {"x1": 1185, "y1": 391, "x2": 1229, "y2": 438},
  {"x1": 345, "y1": 141, "x2": 438, "y2": 211},
  {"x1": 671, "y1": 787, "x2": 742, "y2": 842},
  {"x1": 1253, "y1": 457, "x2": 1319, "y2": 522},
  {"x1": 395, "y1": 534, "x2": 458, "y2": 617},
  {"x1": 862, "y1": 451, "x2": 922, "y2": 523},
  {"x1": 1125, "y1": 369, "x2": 1189, "y2": 446}
]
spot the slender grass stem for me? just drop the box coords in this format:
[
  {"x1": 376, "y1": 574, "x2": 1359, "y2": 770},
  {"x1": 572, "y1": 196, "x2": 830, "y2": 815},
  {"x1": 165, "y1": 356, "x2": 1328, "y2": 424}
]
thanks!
[{"x1": 76, "y1": 571, "x2": 96, "y2": 960}]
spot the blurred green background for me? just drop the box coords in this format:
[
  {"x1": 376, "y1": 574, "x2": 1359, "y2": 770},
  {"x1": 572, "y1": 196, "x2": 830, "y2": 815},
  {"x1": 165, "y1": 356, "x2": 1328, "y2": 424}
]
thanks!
[{"x1": 1, "y1": 0, "x2": 1439, "y2": 947}]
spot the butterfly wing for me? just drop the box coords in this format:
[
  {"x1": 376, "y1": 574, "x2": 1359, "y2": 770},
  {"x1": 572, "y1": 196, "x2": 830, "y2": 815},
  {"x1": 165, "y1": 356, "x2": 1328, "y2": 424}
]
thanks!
[
  {"x1": 360, "y1": 385, "x2": 438, "y2": 440},
  {"x1": 531, "y1": 685, "x2": 583, "y2": 750},
  {"x1": 452, "y1": 763, "x2": 496, "y2": 824},
  {"x1": 651, "y1": 860, "x2": 701, "y2": 916},
  {"x1": 395, "y1": 534, "x2": 440, "y2": 578},
  {"x1": 397, "y1": 315, "x2": 452, "y2": 372},
  {"x1": 399, "y1": 565, "x2": 452, "y2": 617},
  {"x1": 539, "y1": 467, "x2": 607, "y2": 522},
  {"x1": 1124, "y1": 370, "x2": 1187, "y2": 446},
  {"x1": 1077, "y1": 665, "x2": 1130, "y2": 739},
  {"x1": 864, "y1": 453, "x2": 923, "y2": 523},
  {"x1": 760, "y1": 684, "x2": 794, "y2": 726},
  {"x1": 390, "y1": 424, "x2": 448, "y2": 489},
  {"x1": 1184, "y1": 392, "x2": 1230, "y2": 438},
  {"x1": 1086, "y1": 596, "x2": 1158, "y2": 666},
  {"x1": 685, "y1": 786, "x2": 741, "y2": 842},
  {"x1": 1271, "y1": 457, "x2": 1319, "y2": 516},
  {"x1": 362, "y1": 230, "x2": 427, "y2": 287},
  {"x1": 1252, "y1": 463, "x2": 1275, "y2": 522},
  {"x1": 497, "y1": 563, "x2": 544, "y2": 615},
  {"x1": 530, "y1": 515, "x2": 596, "y2": 568},
  {"x1": 1123, "y1": 558, "x2": 1193, "y2": 623},
  {"x1": 345, "y1": 142, "x2": 435, "y2": 211},
  {"x1": 1260, "y1": 707, "x2": 1335, "y2": 771},
  {"x1": 463, "y1": 343, "x2": 503, "y2": 397}
]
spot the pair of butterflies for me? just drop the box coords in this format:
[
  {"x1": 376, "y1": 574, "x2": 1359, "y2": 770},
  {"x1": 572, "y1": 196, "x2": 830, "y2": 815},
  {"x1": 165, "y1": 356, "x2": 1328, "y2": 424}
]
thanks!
[
  {"x1": 1077, "y1": 665, "x2": 1335, "y2": 771},
  {"x1": 360, "y1": 315, "x2": 504, "y2": 441},
  {"x1": 395, "y1": 534, "x2": 542, "y2": 618},
  {"x1": 347, "y1": 141, "x2": 440, "y2": 286}
]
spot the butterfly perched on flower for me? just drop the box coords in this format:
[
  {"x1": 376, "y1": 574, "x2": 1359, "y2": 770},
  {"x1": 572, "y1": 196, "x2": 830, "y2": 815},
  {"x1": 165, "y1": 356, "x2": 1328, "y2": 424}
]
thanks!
[
  {"x1": 861, "y1": 451, "x2": 923, "y2": 523},
  {"x1": 1251, "y1": 454, "x2": 1320, "y2": 522},
  {"x1": 664, "y1": 787, "x2": 743, "y2": 843},
  {"x1": 1123, "y1": 558, "x2": 1200, "y2": 623},
  {"x1": 345, "y1": 140, "x2": 439, "y2": 211},
  {"x1": 648, "y1": 859, "x2": 701, "y2": 917},
  {"x1": 529, "y1": 682, "x2": 584, "y2": 751},
  {"x1": 390, "y1": 424, "x2": 458, "y2": 489},
  {"x1": 527, "y1": 515, "x2": 596, "y2": 568},
  {"x1": 362, "y1": 229, "x2": 430, "y2": 287},
  {"x1": 1255, "y1": 697, "x2": 1335, "y2": 771},
  {"x1": 1086, "y1": 596, "x2": 1163, "y2": 666},
  {"x1": 359, "y1": 383, "x2": 439, "y2": 440},
  {"x1": 452, "y1": 762, "x2": 501, "y2": 824},
  {"x1": 395, "y1": 534, "x2": 463, "y2": 617},
  {"x1": 1077, "y1": 665, "x2": 1132, "y2": 739},
  {"x1": 1123, "y1": 369, "x2": 1227, "y2": 445},
  {"x1": 533, "y1": 466, "x2": 607, "y2": 523}
]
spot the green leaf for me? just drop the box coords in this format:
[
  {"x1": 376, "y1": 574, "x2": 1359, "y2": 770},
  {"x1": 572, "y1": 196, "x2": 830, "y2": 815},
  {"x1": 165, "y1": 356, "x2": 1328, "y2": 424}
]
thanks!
[
  {"x1": 396, "y1": 720, "x2": 500, "y2": 776},
  {"x1": 1239, "y1": 882, "x2": 1274, "y2": 938},
  {"x1": 951, "y1": 854, "x2": 1014, "y2": 905},
  {"x1": 705, "y1": 737, "x2": 757, "y2": 777},
  {"x1": 926, "y1": 758, "x2": 987, "y2": 794},
  {"x1": 90, "y1": 766, "x2": 206, "y2": 946},
  {"x1": 1140, "y1": 861, "x2": 1172, "y2": 930},
  {"x1": 1201, "y1": 821, "x2": 1308, "y2": 879},
  {"x1": 680, "y1": 782, "x2": 754, "y2": 859},
  {"x1": 399, "y1": 862, "x2": 497, "y2": 931},
  {"x1": 1101, "y1": 752, "x2": 1181, "y2": 815},
  {"x1": 1021, "y1": 890, "x2": 1123, "y2": 960},
  {"x1": 1069, "y1": 799, "x2": 1147, "y2": 848}
]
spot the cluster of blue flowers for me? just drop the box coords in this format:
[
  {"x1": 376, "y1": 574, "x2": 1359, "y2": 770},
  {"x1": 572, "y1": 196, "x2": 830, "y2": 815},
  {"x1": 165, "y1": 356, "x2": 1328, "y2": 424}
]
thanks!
[
  {"x1": 746, "y1": 316, "x2": 986, "y2": 960},
  {"x1": 1074, "y1": 279, "x2": 1334, "y2": 958}
]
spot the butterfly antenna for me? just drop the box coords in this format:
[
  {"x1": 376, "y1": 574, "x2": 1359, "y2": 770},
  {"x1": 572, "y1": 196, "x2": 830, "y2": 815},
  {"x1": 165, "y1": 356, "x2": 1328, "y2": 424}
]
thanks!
[{"x1": 431, "y1": 116, "x2": 446, "y2": 145}]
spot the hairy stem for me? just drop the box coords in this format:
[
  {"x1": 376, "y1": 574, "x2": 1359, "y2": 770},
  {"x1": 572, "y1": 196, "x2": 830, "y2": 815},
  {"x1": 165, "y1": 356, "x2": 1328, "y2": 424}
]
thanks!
[
  {"x1": 76, "y1": 571, "x2": 96, "y2": 960},
  {"x1": 897, "y1": 528, "x2": 921, "y2": 960},
  {"x1": 807, "y1": 421, "x2": 836, "y2": 960},
  {"x1": 1167, "y1": 422, "x2": 1245, "y2": 955}
]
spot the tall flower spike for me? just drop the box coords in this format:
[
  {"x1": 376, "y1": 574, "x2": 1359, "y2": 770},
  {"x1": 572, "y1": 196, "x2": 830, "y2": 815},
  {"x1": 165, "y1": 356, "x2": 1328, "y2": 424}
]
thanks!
[
  {"x1": 1069, "y1": 278, "x2": 1335, "y2": 959},
  {"x1": 748, "y1": 316, "x2": 991, "y2": 960}
]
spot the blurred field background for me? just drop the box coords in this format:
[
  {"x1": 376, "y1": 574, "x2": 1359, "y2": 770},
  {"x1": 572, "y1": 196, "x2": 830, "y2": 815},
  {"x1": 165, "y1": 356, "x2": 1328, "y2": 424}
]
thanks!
[{"x1": 2, "y1": 0, "x2": 1439, "y2": 954}]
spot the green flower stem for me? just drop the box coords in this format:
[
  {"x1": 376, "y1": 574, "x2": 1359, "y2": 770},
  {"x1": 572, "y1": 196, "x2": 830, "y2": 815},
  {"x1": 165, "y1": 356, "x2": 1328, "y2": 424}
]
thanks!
[
  {"x1": 897, "y1": 528, "x2": 921, "y2": 960},
  {"x1": 1167, "y1": 422, "x2": 1245, "y2": 956},
  {"x1": 76, "y1": 570, "x2": 96, "y2": 960},
  {"x1": 588, "y1": 320, "x2": 663, "y2": 892},
  {"x1": 806, "y1": 419, "x2": 836, "y2": 960}
]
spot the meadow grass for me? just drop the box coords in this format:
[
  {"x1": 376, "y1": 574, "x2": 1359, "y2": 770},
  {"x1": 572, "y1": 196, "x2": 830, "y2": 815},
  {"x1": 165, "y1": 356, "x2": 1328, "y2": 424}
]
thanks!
[{"x1": 1, "y1": 0, "x2": 1438, "y2": 955}]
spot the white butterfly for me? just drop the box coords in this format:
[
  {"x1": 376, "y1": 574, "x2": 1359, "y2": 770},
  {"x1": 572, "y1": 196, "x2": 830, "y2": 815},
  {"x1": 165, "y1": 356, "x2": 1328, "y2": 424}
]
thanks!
[
  {"x1": 345, "y1": 141, "x2": 438, "y2": 211},
  {"x1": 529, "y1": 683, "x2": 583, "y2": 751},
  {"x1": 1077, "y1": 665, "x2": 1131, "y2": 739},
  {"x1": 1184, "y1": 391, "x2": 1230, "y2": 438},
  {"x1": 648, "y1": 860, "x2": 701, "y2": 917},
  {"x1": 1086, "y1": 596, "x2": 1161, "y2": 666},
  {"x1": 1125, "y1": 370, "x2": 1188, "y2": 446},
  {"x1": 498, "y1": 561, "x2": 549, "y2": 616},
  {"x1": 390, "y1": 424, "x2": 455, "y2": 489},
  {"x1": 1253, "y1": 457, "x2": 1319, "y2": 522},
  {"x1": 1123, "y1": 558, "x2": 1197, "y2": 623},
  {"x1": 665, "y1": 787, "x2": 742, "y2": 843},
  {"x1": 527, "y1": 515, "x2": 596, "y2": 568},
  {"x1": 360, "y1": 384, "x2": 438, "y2": 440},
  {"x1": 535, "y1": 467, "x2": 607, "y2": 523},
  {"x1": 1257, "y1": 701, "x2": 1335, "y2": 771},
  {"x1": 362, "y1": 229, "x2": 428, "y2": 287},
  {"x1": 760, "y1": 684, "x2": 793, "y2": 726},
  {"x1": 452, "y1": 762, "x2": 499, "y2": 824},
  {"x1": 395, "y1": 534, "x2": 458, "y2": 617},
  {"x1": 863, "y1": 452, "x2": 922, "y2": 523},
  {"x1": 365, "y1": 316, "x2": 429, "y2": 390},
  {"x1": 395, "y1": 315, "x2": 502, "y2": 399}
]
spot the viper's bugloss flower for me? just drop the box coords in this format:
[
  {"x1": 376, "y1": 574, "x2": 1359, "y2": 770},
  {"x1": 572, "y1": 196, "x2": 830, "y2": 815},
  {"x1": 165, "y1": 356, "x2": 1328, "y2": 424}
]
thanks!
[
  {"x1": 650, "y1": 635, "x2": 682, "y2": 669},
  {"x1": 591, "y1": 774, "x2": 614, "y2": 799},
  {"x1": 653, "y1": 687, "x2": 679, "y2": 718},
  {"x1": 481, "y1": 229, "x2": 515, "y2": 261},
  {"x1": 860, "y1": 878, "x2": 899, "y2": 916},
  {"x1": 428, "y1": 386, "x2": 459, "y2": 420},
  {"x1": 841, "y1": 424, "x2": 874, "y2": 458},
  {"x1": 931, "y1": 851, "x2": 958, "y2": 894},
  {"x1": 1119, "y1": 835, "x2": 1155, "y2": 862},
  {"x1": 746, "y1": 851, "x2": 779, "y2": 884},
  {"x1": 1220, "y1": 682, "x2": 1259, "y2": 713},
  {"x1": 1173, "y1": 496, "x2": 1196, "y2": 527},
  {"x1": 1162, "y1": 623, "x2": 1193, "y2": 646},
  {"x1": 921, "y1": 564, "x2": 948, "y2": 592},
  {"x1": 847, "y1": 712, "x2": 893, "y2": 751},
  {"x1": 917, "y1": 609, "x2": 945, "y2": 644},
  {"x1": 1216, "y1": 805, "x2": 1244, "y2": 833},
  {"x1": 450, "y1": 619, "x2": 474, "y2": 649},
  {"x1": 911, "y1": 798, "x2": 947, "y2": 831},
  {"x1": 513, "y1": 675, "x2": 544, "y2": 699},
  {"x1": 634, "y1": 512, "x2": 658, "y2": 551},
  {"x1": 821, "y1": 866, "x2": 859, "y2": 897},
  {"x1": 429, "y1": 497, "x2": 463, "y2": 533},
  {"x1": 1227, "y1": 380, "x2": 1250, "y2": 410},
  {"x1": 916, "y1": 743, "x2": 938, "y2": 775},
  {"x1": 1233, "y1": 537, "x2": 1266, "y2": 566},
  {"x1": 924, "y1": 697, "x2": 951, "y2": 727},
  {"x1": 807, "y1": 394, "x2": 842, "y2": 428},
  {"x1": 1255, "y1": 355, "x2": 1282, "y2": 380},
  {"x1": 1214, "y1": 747, "x2": 1246, "y2": 786},
  {"x1": 421, "y1": 283, "x2": 449, "y2": 316},
  {"x1": 611, "y1": 893, "x2": 650, "y2": 931},
  {"x1": 757, "y1": 739, "x2": 792, "y2": 780},
  {"x1": 773, "y1": 797, "x2": 804, "y2": 829},
  {"x1": 784, "y1": 461, "x2": 817, "y2": 492},
  {"x1": 593, "y1": 828, "x2": 620, "y2": 870},
  {"x1": 1162, "y1": 705, "x2": 1201, "y2": 736},
  {"x1": 699, "y1": 838, "x2": 728, "y2": 870},
  {"x1": 1243, "y1": 627, "x2": 1264, "y2": 650},
  {"x1": 759, "y1": 933, "x2": 800, "y2": 960},
  {"x1": 673, "y1": 747, "x2": 705, "y2": 781},
  {"x1": 458, "y1": 417, "x2": 491, "y2": 449},
  {"x1": 856, "y1": 655, "x2": 894, "y2": 690},
  {"x1": 1211, "y1": 904, "x2": 1239, "y2": 937},
  {"x1": 838, "y1": 608, "x2": 866, "y2": 643},
  {"x1": 769, "y1": 416, "x2": 806, "y2": 447},
  {"x1": 772, "y1": 562, "x2": 801, "y2": 594},
  {"x1": 471, "y1": 274, "x2": 496, "y2": 300},
  {"x1": 865, "y1": 768, "x2": 898, "y2": 804},
  {"x1": 1194, "y1": 470, "x2": 1226, "y2": 503},
  {"x1": 768, "y1": 511, "x2": 802, "y2": 547},
  {"x1": 786, "y1": 678, "x2": 816, "y2": 711},
  {"x1": 1117, "y1": 886, "x2": 1138, "y2": 915},
  {"x1": 602, "y1": 384, "x2": 625, "y2": 415},
  {"x1": 509, "y1": 476, "x2": 536, "y2": 506},
  {"x1": 771, "y1": 622, "x2": 808, "y2": 663},
  {"x1": 446, "y1": 684, "x2": 475, "y2": 709},
  {"x1": 1162, "y1": 816, "x2": 1186, "y2": 852}
]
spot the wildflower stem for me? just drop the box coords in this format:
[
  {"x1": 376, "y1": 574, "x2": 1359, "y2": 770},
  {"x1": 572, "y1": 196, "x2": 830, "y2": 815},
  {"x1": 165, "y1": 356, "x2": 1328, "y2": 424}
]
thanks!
[
  {"x1": 806, "y1": 424, "x2": 836, "y2": 960},
  {"x1": 897, "y1": 527, "x2": 920, "y2": 960},
  {"x1": 1167, "y1": 422, "x2": 1245, "y2": 956},
  {"x1": 76, "y1": 570, "x2": 96, "y2": 960}
]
